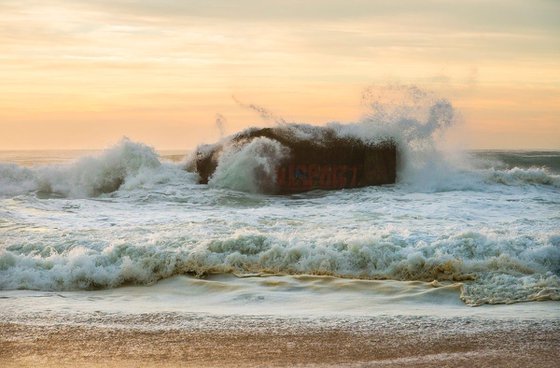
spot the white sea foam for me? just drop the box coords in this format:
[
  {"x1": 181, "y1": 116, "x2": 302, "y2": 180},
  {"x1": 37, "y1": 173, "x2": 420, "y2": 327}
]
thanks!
[{"x1": 1, "y1": 222, "x2": 559, "y2": 306}]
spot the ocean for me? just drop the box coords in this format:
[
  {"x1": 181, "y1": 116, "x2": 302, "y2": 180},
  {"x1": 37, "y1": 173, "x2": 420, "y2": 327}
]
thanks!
[
  {"x1": 1, "y1": 144, "x2": 558, "y2": 309},
  {"x1": 0, "y1": 111, "x2": 559, "y2": 365}
]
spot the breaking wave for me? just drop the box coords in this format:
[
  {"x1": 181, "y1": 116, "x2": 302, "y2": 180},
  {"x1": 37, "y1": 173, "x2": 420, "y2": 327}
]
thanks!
[
  {"x1": 1, "y1": 230, "x2": 558, "y2": 306},
  {"x1": 209, "y1": 137, "x2": 289, "y2": 193},
  {"x1": 0, "y1": 138, "x2": 196, "y2": 198},
  {"x1": 483, "y1": 167, "x2": 560, "y2": 188}
]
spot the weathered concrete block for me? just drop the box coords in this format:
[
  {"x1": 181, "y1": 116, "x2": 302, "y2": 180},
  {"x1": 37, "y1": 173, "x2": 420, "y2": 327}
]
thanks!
[{"x1": 195, "y1": 126, "x2": 397, "y2": 193}]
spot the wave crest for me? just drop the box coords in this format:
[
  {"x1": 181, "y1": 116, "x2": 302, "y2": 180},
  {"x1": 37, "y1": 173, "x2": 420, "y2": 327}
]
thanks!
[
  {"x1": 2, "y1": 230, "x2": 558, "y2": 306},
  {"x1": 485, "y1": 167, "x2": 560, "y2": 188},
  {"x1": 209, "y1": 137, "x2": 289, "y2": 193},
  {"x1": 0, "y1": 139, "x2": 165, "y2": 198}
]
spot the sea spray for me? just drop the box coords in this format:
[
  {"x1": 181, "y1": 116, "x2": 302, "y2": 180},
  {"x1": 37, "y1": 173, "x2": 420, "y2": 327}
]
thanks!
[
  {"x1": 209, "y1": 137, "x2": 289, "y2": 193},
  {"x1": 195, "y1": 84, "x2": 462, "y2": 194},
  {"x1": 0, "y1": 138, "x2": 168, "y2": 198}
]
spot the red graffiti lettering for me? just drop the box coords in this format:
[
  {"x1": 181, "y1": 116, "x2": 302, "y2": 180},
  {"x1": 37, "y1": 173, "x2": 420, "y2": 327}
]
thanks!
[{"x1": 276, "y1": 163, "x2": 360, "y2": 193}]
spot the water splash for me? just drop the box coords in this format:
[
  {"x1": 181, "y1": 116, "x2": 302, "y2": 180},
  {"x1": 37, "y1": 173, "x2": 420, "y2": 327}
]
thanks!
[{"x1": 0, "y1": 138, "x2": 164, "y2": 198}]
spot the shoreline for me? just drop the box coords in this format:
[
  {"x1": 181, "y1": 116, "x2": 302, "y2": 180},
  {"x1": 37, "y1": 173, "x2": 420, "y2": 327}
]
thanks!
[{"x1": 2, "y1": 314, "x2": 559, "y2": 368}]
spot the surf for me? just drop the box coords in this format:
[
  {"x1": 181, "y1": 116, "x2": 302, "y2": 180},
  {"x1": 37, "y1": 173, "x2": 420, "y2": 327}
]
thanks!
[{"x1": 0, "y1": 85, "x2": 558, "y2": 307}]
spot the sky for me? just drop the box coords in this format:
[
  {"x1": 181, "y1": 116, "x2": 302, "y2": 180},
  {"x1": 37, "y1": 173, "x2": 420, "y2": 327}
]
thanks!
[{"x1": 1, "y1": 0, "x2": 559, "y2": 150}]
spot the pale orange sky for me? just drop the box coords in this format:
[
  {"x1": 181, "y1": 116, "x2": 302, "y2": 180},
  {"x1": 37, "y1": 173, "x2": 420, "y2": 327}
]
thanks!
[{"x1": 1, "y1": 0, "x2": 559, "y2": 150}]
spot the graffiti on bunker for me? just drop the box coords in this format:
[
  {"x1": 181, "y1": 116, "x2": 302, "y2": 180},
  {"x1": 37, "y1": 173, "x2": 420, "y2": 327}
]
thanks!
[{"x1": 276, "y1": 163, "x2": 358, "y2": 191}]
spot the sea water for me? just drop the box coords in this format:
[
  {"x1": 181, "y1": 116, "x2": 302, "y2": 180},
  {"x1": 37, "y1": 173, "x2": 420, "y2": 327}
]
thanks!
[{"x1": 1, "y1": 91, "x2": 559, "y2": 328}]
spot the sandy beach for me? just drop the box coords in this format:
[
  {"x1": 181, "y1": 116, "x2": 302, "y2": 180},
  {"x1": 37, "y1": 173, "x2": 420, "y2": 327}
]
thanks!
[{"x1": 2, "y1": 313, "x2": 559, "y2": 368}]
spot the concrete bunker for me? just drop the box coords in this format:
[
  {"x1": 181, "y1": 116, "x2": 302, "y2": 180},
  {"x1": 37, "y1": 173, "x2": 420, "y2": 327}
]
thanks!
[{"x1": 194, "y1": 125, "x2": 397, "y2": 194}]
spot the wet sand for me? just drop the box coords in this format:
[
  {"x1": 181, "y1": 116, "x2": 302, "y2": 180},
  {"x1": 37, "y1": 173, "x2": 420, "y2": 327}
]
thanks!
[{"x1": 1, "y1": 315, "x2": 559, "y2": 368}]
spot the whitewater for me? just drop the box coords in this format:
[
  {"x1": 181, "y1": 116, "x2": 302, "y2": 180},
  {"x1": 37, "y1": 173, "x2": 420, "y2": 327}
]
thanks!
[{"x1": 1, "y1": 89, "x2": 559, "y2": 327}]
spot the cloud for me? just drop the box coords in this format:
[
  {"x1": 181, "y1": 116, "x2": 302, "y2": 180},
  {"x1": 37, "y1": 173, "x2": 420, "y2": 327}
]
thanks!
[{"x1": 70, "y1": 0, "x2": 560, "y2": 35}]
